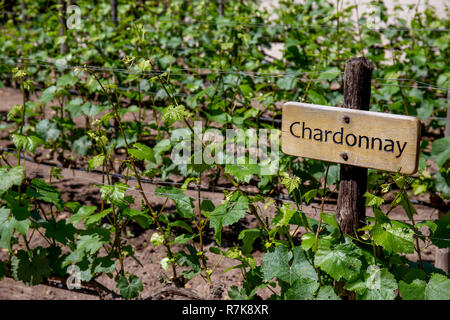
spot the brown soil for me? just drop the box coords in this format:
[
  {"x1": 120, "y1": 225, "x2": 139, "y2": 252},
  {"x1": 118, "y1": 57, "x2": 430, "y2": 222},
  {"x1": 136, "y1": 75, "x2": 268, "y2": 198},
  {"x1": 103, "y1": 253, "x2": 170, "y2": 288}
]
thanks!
[{"x1": 0, "y1": 87, "x2": 442, "y2": 300}]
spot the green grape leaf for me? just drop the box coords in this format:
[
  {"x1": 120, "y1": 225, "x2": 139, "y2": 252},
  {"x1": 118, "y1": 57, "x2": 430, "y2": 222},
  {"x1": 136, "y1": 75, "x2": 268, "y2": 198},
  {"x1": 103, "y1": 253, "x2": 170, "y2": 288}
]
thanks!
[
  {"x1": 272, "y1": 204, "x2": 296, "y2": 227},
  {"x1": 99, "y1": 182, "x2": 129, "y2": 206},
  {"x1": 63, "y1": 230, "x2": 110, "y2": 266},
  {"x1": 38, "y1": 85, "x2": 57, "y2": 103},
  {"x1": 161, "y1": 105, "x2": 192, "y2": 125},
  {"x1": 81, "y1": 103, "x2": 105, "y2": 117},
  {"x1": 0, "y1": 165, "x2": 24, "y2": 195},
  {"x1": 36, "y1": 119, "x2": 61, "y2": 142},
  {"x1": 399, "y1": 279, "x2": 426, "y2": 300},
  {"x1": 43, "y1": 219, "x2": 76, "y2": 245},
  {"x1": 431, "y1": 136, "x2": 450, "y2": 168},
  {"x1": 76, "y1": 234, "x2": 106, "y2": 255},
  {"x1": 434, "y1": 169, "x2": 450, "y2": 199},
  {"x1": 0, "y1": 207, "x2": 14, "y2": 250},
  {"x1": 238, "y1": 229, "x2": 262, "y2": 254},
  {"x1": 123, "y1": 208, "x2": 154, "y2": 229},
  {"x1": 57, "y1": 73, "x2": 78, "y2": 87},
  {"x1": 228, "y1": 285, "x2": 248, "y2": 300},
  {"x1": 225, "y1": 164, "x2": 260, "y2": 184},
  {"x1": 209, "y1": 193, "x2": 249, "y2": 245},
  {"x1": 316, "y1": 285, "x2": 341, "y2": 300},
  {"x1": 302, "y1": 189, "x2": 318, "y2": 205},
  {"x1": 7, "y1": 104, "x2": 23, "y2": 121},
  {"x1": 155, "y1": 186, "x2": 194, "y2": 219},
  {"x1": 301, "y1": 233, "x2": 315, "y2": 251},
  {"x1": 68, "y1": 205, "x2": 97, "y2": 225},
  {"x1": 370, "y1": 208, "x2": 415, "y2": 254},
  {"x1": 88, "y1": 154, "x2": 105, "y2": 171},
  {"x1": 0, "y1": 207, "x2": 30, "y2": 251},
  {"x1": 425, "y1": 273, "x2": 450, "y2": 300},
  {"x1": 277, "y1": 75, "x2": 296, "y2": 90},
  {"x1": 28, "y1": 178, "x2": 64, "y2": 211},
  {"x1": 12, "y1": 134, "x2": 43, "y2": 153},
  {"x1": 317, "y1": 68, "x2": 341, "y2": 80},
  {"x1": 285, "y1": 277, "x2": 320, "y2": 300},
  {"x1": 345, "y1": 266, "x2": 398, "y2": 300},
  {"x1": 364, "y1": 192, "x2": 385, "y2": 207},
  {"x1": 150, "y1": 232, "x2": 164, "y2": 247},
  {"x1": 169, "y1": 233, "x2": 196, "y2": 245},
  {"x1": 11, "y1": 249, "x2": 51, "y2": 285},
  {"x1": 65, "y1": 98, "x2": 84, "y2": 118},
  {"x1": 200, "y1": 199, "x2": 215, "y2": 212},
  {"x1": 72, "y1": 135, "x2": 92, "y2": 156},
  {"x1": 314, "y1": 238, "x2": 362, "y2": 281},
  {"x1": 308, "y1": 90, "x2": 328, "y2": 105},
  {"x1": 280, "y1": 172, "x2": 301, "y2": 193},
  {"x1": 128, "y1": 143, "x2": 155, "y2": 162},
  {"x1": 92, "y1": 256, "x2": 117, "y2": 274},
  {"x1": 262, "y1": 245, "x2": 317, "y2": 285},
  {"x1": 431, "y1": 212, "x2": 450, "y2": 248},
  {"x1": 0, "y1": 260, "x2": 7, "y2": 281}
]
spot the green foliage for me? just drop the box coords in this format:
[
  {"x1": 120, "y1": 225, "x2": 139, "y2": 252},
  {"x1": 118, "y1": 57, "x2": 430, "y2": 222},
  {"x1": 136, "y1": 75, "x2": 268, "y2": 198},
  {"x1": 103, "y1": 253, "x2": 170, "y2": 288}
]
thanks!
[
  {"x1": 370, "y1": 208, "x2": 415, "y2": 254},
  {"x1": 36, "y1": 119, "x2": 61, "y2": 142},
  {"x1": 12, "y1": 134, "x2": 43, "y2": 153},
  {"x1": 345, "y1": 267, "x2": 398, "y2": 300},
  {"x1": 155, "y1": 186, "x2": 194, "y2": 219},
  {"x1": 128, "y1": 143, "x2": 155, "y2": 162},
  {"x1": 209, "y1": 192, "x2": 249, "y2": 245},
  {"x1": 431, "y1": 136, "x2": 450, "y2": 168},
  {"x1": 399, "y1": 273, "x2": 450, "y2": 300},
  {"x1": 0, "y1": 166, "x2": 24, "y2": 195},
  {"x1": 116, "y1": 274, "x2": 143, "y2": 299},
  {"x1": 11, "y1": 248, "x2": 52, "y2": 286},
  {"x1": 0, "y1": 0, "x2": 448, "y2": 300},
  {"x1": 161, "y1": 105, "x2": 192, "y2": 125},
  {"x1": 314, "y1": 238, "x2": 362, "y2": 282},
  {"x1": 262, "y1": 246, "x2": 317, "y2": 286}
]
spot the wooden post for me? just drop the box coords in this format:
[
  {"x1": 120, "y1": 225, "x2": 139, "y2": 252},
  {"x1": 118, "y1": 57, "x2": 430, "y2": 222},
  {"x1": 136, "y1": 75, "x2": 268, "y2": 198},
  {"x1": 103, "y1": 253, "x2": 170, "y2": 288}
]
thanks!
[
  {"x1": 110, "y1": 0, "x2": 118, "y2": 25},
  {"x1": 218, "y1": 0, "x2": 224, "y2": 15},
  {"x1": 57, "y1": 0, "x2": 67, "y2": 55},
  {"x1": 20, "y1": 0, "x2": 27, "y2": 22},
  {"x1": 336, "y1": 57, "x2": 373, "y2": 236},
  {"x1": 435, "y1": 81, "x2": 450, "y2": 274}
]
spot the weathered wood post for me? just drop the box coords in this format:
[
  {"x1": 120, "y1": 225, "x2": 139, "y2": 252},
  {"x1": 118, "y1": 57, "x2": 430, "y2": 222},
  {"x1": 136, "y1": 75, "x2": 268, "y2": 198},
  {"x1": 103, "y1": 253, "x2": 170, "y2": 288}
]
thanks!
[
  {"x1": 110, "y1": 0, "x2": 118, "y2": 25},
  {"x1": 335, "y1": 57, "x2": 373, "y2": 236},
  {"x1": 57, "y1": 0, "x2": 67, "y2": 55},
  {"x1": 218, "y1": 0, "x2": 224, "y2": 15},
  {"x1": 434, "y1": 81, "x2": 450, "y2": 274}
]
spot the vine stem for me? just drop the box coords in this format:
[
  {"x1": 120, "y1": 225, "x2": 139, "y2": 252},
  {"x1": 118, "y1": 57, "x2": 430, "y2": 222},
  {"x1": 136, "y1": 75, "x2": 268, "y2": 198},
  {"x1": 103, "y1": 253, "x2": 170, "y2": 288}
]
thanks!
[
  {"x1": 90, "y1": 72, "x2": 155, "y2": 215},
  {"x1": 90, "y1": 71, "x2": 181, "y2": 282},
  {"x1": 410, "y1": 210, "x2": 424, "y2": 270},
  {"x1": 315, "y1": 163, "x2": 330, "y2": 250}
]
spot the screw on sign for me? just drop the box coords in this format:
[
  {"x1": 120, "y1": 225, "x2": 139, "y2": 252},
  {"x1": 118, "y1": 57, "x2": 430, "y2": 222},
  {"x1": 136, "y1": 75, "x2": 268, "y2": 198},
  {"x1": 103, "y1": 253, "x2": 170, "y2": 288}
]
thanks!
[{"x1": 281, "y1": 57, "x2": 421, "y2": 237}]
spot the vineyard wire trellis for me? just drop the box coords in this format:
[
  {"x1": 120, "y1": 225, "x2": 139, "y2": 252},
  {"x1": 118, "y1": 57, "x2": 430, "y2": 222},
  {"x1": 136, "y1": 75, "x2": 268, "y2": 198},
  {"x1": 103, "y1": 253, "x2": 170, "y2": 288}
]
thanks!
[
  {"x1": 20, "y1": 170, "x2": 450, "y2": 242},
  {"x1": 3, "y1": 8, "x2": 450, "y2": 32},
  {"x1": 1, "y1": 145, "x2": 444, "y2": 225},
  {"x1": 2, "y1": 57, "x2": 450, "y2": 92}
]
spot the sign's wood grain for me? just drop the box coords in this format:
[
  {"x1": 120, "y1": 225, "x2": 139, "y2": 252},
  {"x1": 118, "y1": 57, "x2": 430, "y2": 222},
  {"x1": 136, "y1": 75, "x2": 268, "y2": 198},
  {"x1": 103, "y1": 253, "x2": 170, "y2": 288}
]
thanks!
[{"x1": 281, "y1": 102, "x2": 420, "y2": 174}]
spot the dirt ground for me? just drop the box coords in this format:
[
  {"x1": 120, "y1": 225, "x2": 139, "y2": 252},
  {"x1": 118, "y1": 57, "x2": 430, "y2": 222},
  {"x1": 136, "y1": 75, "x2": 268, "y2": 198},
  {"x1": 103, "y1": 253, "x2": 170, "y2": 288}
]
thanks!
[{"x1": 0, "y1": 86, "x2": 443, "y2": 300}]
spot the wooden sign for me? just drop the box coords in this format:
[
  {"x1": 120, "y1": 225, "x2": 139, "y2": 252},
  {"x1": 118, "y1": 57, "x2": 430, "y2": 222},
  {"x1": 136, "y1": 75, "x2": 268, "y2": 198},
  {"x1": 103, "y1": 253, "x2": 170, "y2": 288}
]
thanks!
[{"x1": 281, "y1": 102, "x2": 420, "y2": 174}]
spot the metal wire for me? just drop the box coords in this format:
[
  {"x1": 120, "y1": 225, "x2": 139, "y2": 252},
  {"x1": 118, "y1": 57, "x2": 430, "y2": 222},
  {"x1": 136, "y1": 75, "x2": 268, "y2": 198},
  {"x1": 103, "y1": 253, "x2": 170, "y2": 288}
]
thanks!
[
  {"x1": 2, "y1": 8, "x2": 449, "y2": 33},
  {"x1": 1, "y1": 145, "x2": 445, "y2": 229},
  {"x1": 2, "y1": 57, "x2": 448, "y2": 91},
  {"x1": 23, "y1": 169, "x2": 450, "y2": 242}
]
